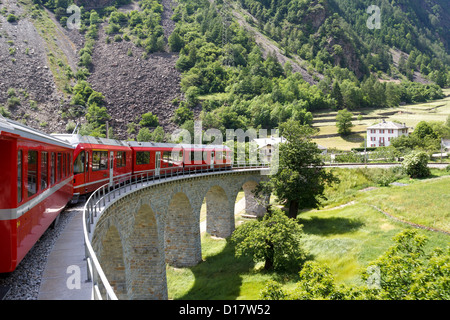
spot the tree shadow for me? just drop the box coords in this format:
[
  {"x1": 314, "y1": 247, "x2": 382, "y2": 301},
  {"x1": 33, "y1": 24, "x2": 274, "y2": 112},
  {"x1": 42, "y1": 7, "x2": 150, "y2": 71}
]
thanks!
[
  {"x1": 298, "y1": 216, "x2": 364, "y2": 236},
  {"x1": 177, "y1": 238, "x2": 254, "y2": 300}
]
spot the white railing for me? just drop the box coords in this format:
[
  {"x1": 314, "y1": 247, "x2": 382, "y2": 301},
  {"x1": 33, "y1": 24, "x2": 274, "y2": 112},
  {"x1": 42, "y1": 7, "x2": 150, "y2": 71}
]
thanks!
[{"x1": 82, "y1": 162, "x2": 268, "y2": 300}]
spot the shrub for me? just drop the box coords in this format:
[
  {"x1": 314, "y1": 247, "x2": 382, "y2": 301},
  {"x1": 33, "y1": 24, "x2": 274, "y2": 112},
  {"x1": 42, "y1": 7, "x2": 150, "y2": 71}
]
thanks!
[
  {"x1": 7, "y1": 96, "x2": 20, "y2": 107},
  {"x1": 7, "y1": 14, "x2": 18, "y2": 23},
  {"x1": 402, "y1": 151, "x2": 430, "y2": 178},
  {"x1": 139, "y1": 112, "x2": 159, "y2": 128}
]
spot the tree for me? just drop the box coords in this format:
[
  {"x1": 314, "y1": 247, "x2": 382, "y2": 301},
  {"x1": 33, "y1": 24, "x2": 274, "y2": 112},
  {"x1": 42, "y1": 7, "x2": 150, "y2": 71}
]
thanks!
[
  {"x1": 173, "y1": 105, "x2": 193, "y2": 125},
  {"x1": 231, "y1": 208, "x2": 307, "y2": 271},
  {"x1": 330, "y1": 81, "x2": 344, "y2": 109},
  {"x1": 257, "y1": 119, "x2": 337, "y2": 219},
  {"x1": 139, "y1": 112, "x2": 159, "y2": 128},
  {"x1": 402, "y1": 151, "x2": 430, "y2": 178},
  {"x1": 168, "y1": 31, "x2": 184, "y2": 52},
  {"x1": 336, "y1": 109, "x2": 354, "y2": 136},
  {"x1": 136, "y1": 127, "x2": 152, "y2": 142},
  {"x1": 413, "y1": 121, "x2": 437, "y2": 140}
]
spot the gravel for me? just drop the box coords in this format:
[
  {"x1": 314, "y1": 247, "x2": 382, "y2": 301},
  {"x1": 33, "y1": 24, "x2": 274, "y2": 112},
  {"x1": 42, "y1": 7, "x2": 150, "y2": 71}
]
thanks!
[{"x1": 0, "y1": 203, "x2": 83, "y2": 300}]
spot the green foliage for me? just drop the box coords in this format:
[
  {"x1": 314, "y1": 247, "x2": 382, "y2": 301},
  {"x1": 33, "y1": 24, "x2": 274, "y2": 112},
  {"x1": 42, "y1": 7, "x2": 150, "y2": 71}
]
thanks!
[
  {"x1": 260, "y1": 230, "x2": 450, "y2": 300},
  {"x1": 136, "y1": 126, "x2": 165, "y2": 142},
  {"x1": 257, "y1": 119, "x2": 337, "y2": 218},
  {"x1": 335, "y1": 109, "x2": 353, "y2": 136},
  {"x1": 168, "y1": 30, "x2": 184, "y2": 52},
  {"x1": 139, "y1": 111, "x2": 159, "y2": 127},
  {"x1": 362, "y1": 230, "x2": 450, "y2": 300},
  {"x1": 6, "y1": 14, "x2": 18, "y2": 23},
  {"x1": 402, "y1": 151, "x2": 431, "y2": 178},
  {"x1": 136, "y1": 127, "x2": 152, "y2": 142},
  {"x1": 173, "y1": 105, "x2": 193, "y2": 126},
  {"x1": 231, "y1": 208, "x2": 307, "y2": 271}
]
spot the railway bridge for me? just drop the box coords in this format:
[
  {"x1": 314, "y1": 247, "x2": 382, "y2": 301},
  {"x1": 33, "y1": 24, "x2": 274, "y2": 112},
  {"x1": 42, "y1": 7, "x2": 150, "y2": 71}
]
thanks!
[{"x1": 83, "y1": 167, "x2": 270, "y2": 300}]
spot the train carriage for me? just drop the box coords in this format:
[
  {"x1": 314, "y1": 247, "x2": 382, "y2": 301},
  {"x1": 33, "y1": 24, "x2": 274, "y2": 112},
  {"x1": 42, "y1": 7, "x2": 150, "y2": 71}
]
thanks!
[
  {"x1": 0, "y1": 117, "x2": 73, "y2": 273},
  {"x1": 127, "y1": 141, "x2": 184, "y2": 178},
  {"x1": 52, "y1": 134, "x2": 133, "y2": 196},
  {"x1": 181, "y1": 144, "x2": 233, "y2": 172}
]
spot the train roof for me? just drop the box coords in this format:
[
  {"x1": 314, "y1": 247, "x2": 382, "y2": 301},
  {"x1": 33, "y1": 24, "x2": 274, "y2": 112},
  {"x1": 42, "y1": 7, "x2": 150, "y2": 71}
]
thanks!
[
  {"x1": 51, "y1": 134, "x2": 130, "y2": 148},
  {"x1": 126, "y1": 141, "x2": 181, "y2": 149},
  {"x1": 50, "y1": 132, "x2": 231, "y2": 151},
  {"x1": 0, "y1": 115, "x2": 73, "y2": 148},
  {"x1": 126, "y1": 141, "x2": 231, "y2": 150}
]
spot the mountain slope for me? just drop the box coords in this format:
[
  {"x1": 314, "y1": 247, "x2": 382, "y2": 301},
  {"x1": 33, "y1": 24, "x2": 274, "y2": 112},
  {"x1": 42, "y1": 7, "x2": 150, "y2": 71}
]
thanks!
[{"x1": 0, "y1": 0, "x2": 448, "y2": 140}]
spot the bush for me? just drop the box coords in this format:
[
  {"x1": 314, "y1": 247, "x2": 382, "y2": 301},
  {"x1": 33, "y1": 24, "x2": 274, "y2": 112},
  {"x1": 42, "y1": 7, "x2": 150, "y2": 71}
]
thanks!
[
  {"x1": 7, "y1": 96, "x2": 20, "y2": 108},
  {"x1": 7, "y1": 14, "x2": 18, "y2": 23},
  {"x1": 402, "y1": 151, "x2": 430, "y2": 178},
  {"x1": 139, "y1": 112, "x2": 159, "y2": 128}
]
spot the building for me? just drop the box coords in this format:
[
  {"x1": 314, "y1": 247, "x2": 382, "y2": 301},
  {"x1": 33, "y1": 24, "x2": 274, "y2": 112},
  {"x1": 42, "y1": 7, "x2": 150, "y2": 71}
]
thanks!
[{"x1": 366, "y1": 120, "x2": 409, "y2": 147}]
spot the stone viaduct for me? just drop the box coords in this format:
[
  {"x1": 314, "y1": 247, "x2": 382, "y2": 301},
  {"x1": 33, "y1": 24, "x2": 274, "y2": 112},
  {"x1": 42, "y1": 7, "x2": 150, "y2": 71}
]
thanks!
[{"x1": 88, "y1": 169, "x2": 269, "y2": 300}]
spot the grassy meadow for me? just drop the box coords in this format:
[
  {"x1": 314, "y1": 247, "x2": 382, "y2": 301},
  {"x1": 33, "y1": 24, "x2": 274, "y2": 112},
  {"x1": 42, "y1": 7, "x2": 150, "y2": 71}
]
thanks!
[
  {"x1": 166, "y1": 168, "x2": 450, "y2": 299},
  {"x1": 312, "y1": 88, "x2": 450, "y2": 151}
]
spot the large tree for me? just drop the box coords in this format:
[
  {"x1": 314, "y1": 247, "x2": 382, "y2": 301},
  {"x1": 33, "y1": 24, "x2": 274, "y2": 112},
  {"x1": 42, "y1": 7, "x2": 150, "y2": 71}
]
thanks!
[
  {"x1": 336, "y1": 108, "x2": 354, "y2": 136},
  {"x1": 258, "y1": 119, "x2": 337, "y2": 219}
]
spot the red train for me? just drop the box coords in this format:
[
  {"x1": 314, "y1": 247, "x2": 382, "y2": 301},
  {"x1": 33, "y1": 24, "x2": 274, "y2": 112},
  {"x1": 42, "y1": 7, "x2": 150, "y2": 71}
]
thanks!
[
  {"x1": 0, "y1": 117, "x2": 74, "y2": 273},
  {"x1": 0, "y1": 124, "x2": 232, "y2": 273}
]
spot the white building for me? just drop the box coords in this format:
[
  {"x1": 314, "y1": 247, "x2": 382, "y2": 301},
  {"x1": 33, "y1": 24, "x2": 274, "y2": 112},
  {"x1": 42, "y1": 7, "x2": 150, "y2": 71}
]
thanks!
[{"x1": 366, "y1": 120, "x2": 409, "y2": 147}]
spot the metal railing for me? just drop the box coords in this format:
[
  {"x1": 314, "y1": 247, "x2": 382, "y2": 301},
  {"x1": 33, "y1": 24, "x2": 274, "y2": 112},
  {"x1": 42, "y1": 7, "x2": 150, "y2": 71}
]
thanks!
[{"x1": 82, "y1": 162, "x2": 268, "y2": 300}]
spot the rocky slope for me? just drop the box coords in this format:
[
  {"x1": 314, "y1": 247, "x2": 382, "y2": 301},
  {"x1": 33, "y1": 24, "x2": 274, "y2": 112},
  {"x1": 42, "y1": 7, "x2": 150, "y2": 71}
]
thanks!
[
  {"x1": 0, "y1": 0, "x2": 82, "y2": 134},
  {"x1": 0, "y1": 0, "x2": 183, "y2": 140}
]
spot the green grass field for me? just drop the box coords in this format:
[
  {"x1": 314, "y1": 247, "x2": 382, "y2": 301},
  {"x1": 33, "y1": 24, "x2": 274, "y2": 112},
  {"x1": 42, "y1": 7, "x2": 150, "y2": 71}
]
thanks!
[
  {"x1": 312, "y1": 89, "x2": 450, "y2": 151},
  {"x1": 166, "y1": 169, "x2": 450, "y2": 299}
]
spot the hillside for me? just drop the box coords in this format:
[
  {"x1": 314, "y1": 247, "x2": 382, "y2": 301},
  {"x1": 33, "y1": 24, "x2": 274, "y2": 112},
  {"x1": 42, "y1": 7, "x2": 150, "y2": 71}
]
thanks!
[{"x1": 0, "y1": 0, "x2": 449, "y2": 140}]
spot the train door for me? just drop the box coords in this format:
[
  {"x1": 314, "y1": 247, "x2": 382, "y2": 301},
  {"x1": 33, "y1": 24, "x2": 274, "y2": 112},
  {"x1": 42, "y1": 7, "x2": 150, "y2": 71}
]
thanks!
[
  {"x1": 85, "y1": 151, "x2": 89, "y2": 190},
  {"x1": 109, "y1": 151, "x2": 114, "y2": 187},
  {"x1": 210, "y1": 151, "x2": 215, "y2": 169},
  {"x1": 155, "y1": 152, "x2": 161, "y2": 176}
]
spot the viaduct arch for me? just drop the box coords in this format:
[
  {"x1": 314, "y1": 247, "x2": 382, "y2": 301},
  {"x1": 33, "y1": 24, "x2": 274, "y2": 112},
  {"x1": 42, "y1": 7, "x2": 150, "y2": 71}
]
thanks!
[{"x1": 89, "y1": 170, "x2": 269, "y2": 299}]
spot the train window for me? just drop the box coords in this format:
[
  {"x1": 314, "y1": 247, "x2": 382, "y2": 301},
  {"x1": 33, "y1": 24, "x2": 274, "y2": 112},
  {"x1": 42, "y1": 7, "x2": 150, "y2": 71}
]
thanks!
[
  {"x1": 74, "y1": 151, "x2": 85, "y2": 174},
  {"x1": 41, "y1": 151, "x2": 48, "y2": 190},
  {"x1": 171, "y1": 150, "x2": 183, "y2": 162},
  {"x1": 136, "y1": 151, "x2": 150, "y2": 165},
  {"x1": 57, "y1": 153, "x2": 62, "y2": 181},
  {"x1": 18, "y1": 150, "x2": 22, "y2": 203},
  {"x1": 92, "y1": 151, "x2": 108, "y2": 171},
  {"x1": 116, "y1": 151, "x2": 126, "y2": 168},
  {"x1": 28, "y1": 150, "x2": 38, "y2": 197},
  {"x1": 163, "y1": 151, "x2": 174, "y2": 167},
  {"x1": 51, "y1": 153, "x2": 55, "y2": 185},
  {"x1": 190, "y1": 151, "x2": 202, "y2": 164},
  {"x1": 62, "y1": 153, "x2": 66, "y2": 178}
]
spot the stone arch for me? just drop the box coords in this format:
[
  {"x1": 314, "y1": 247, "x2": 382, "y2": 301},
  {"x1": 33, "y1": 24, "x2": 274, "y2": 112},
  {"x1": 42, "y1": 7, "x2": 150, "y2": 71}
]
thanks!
[
  {"x1": 165, "y1": 192, "x2": 201, "y2": 267},
  {"x1": 240, "y1": 179, "x2": 270, "y2": 217},
  {"x1": 127, "y1": 203, "x2": 167, "y2": 300},
  {"x1": 204, "y1": 185, "x2": 234, "y2": 238},
  {"x1": 100, "y1": 224, "x2": 127, "y2": 299}
]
